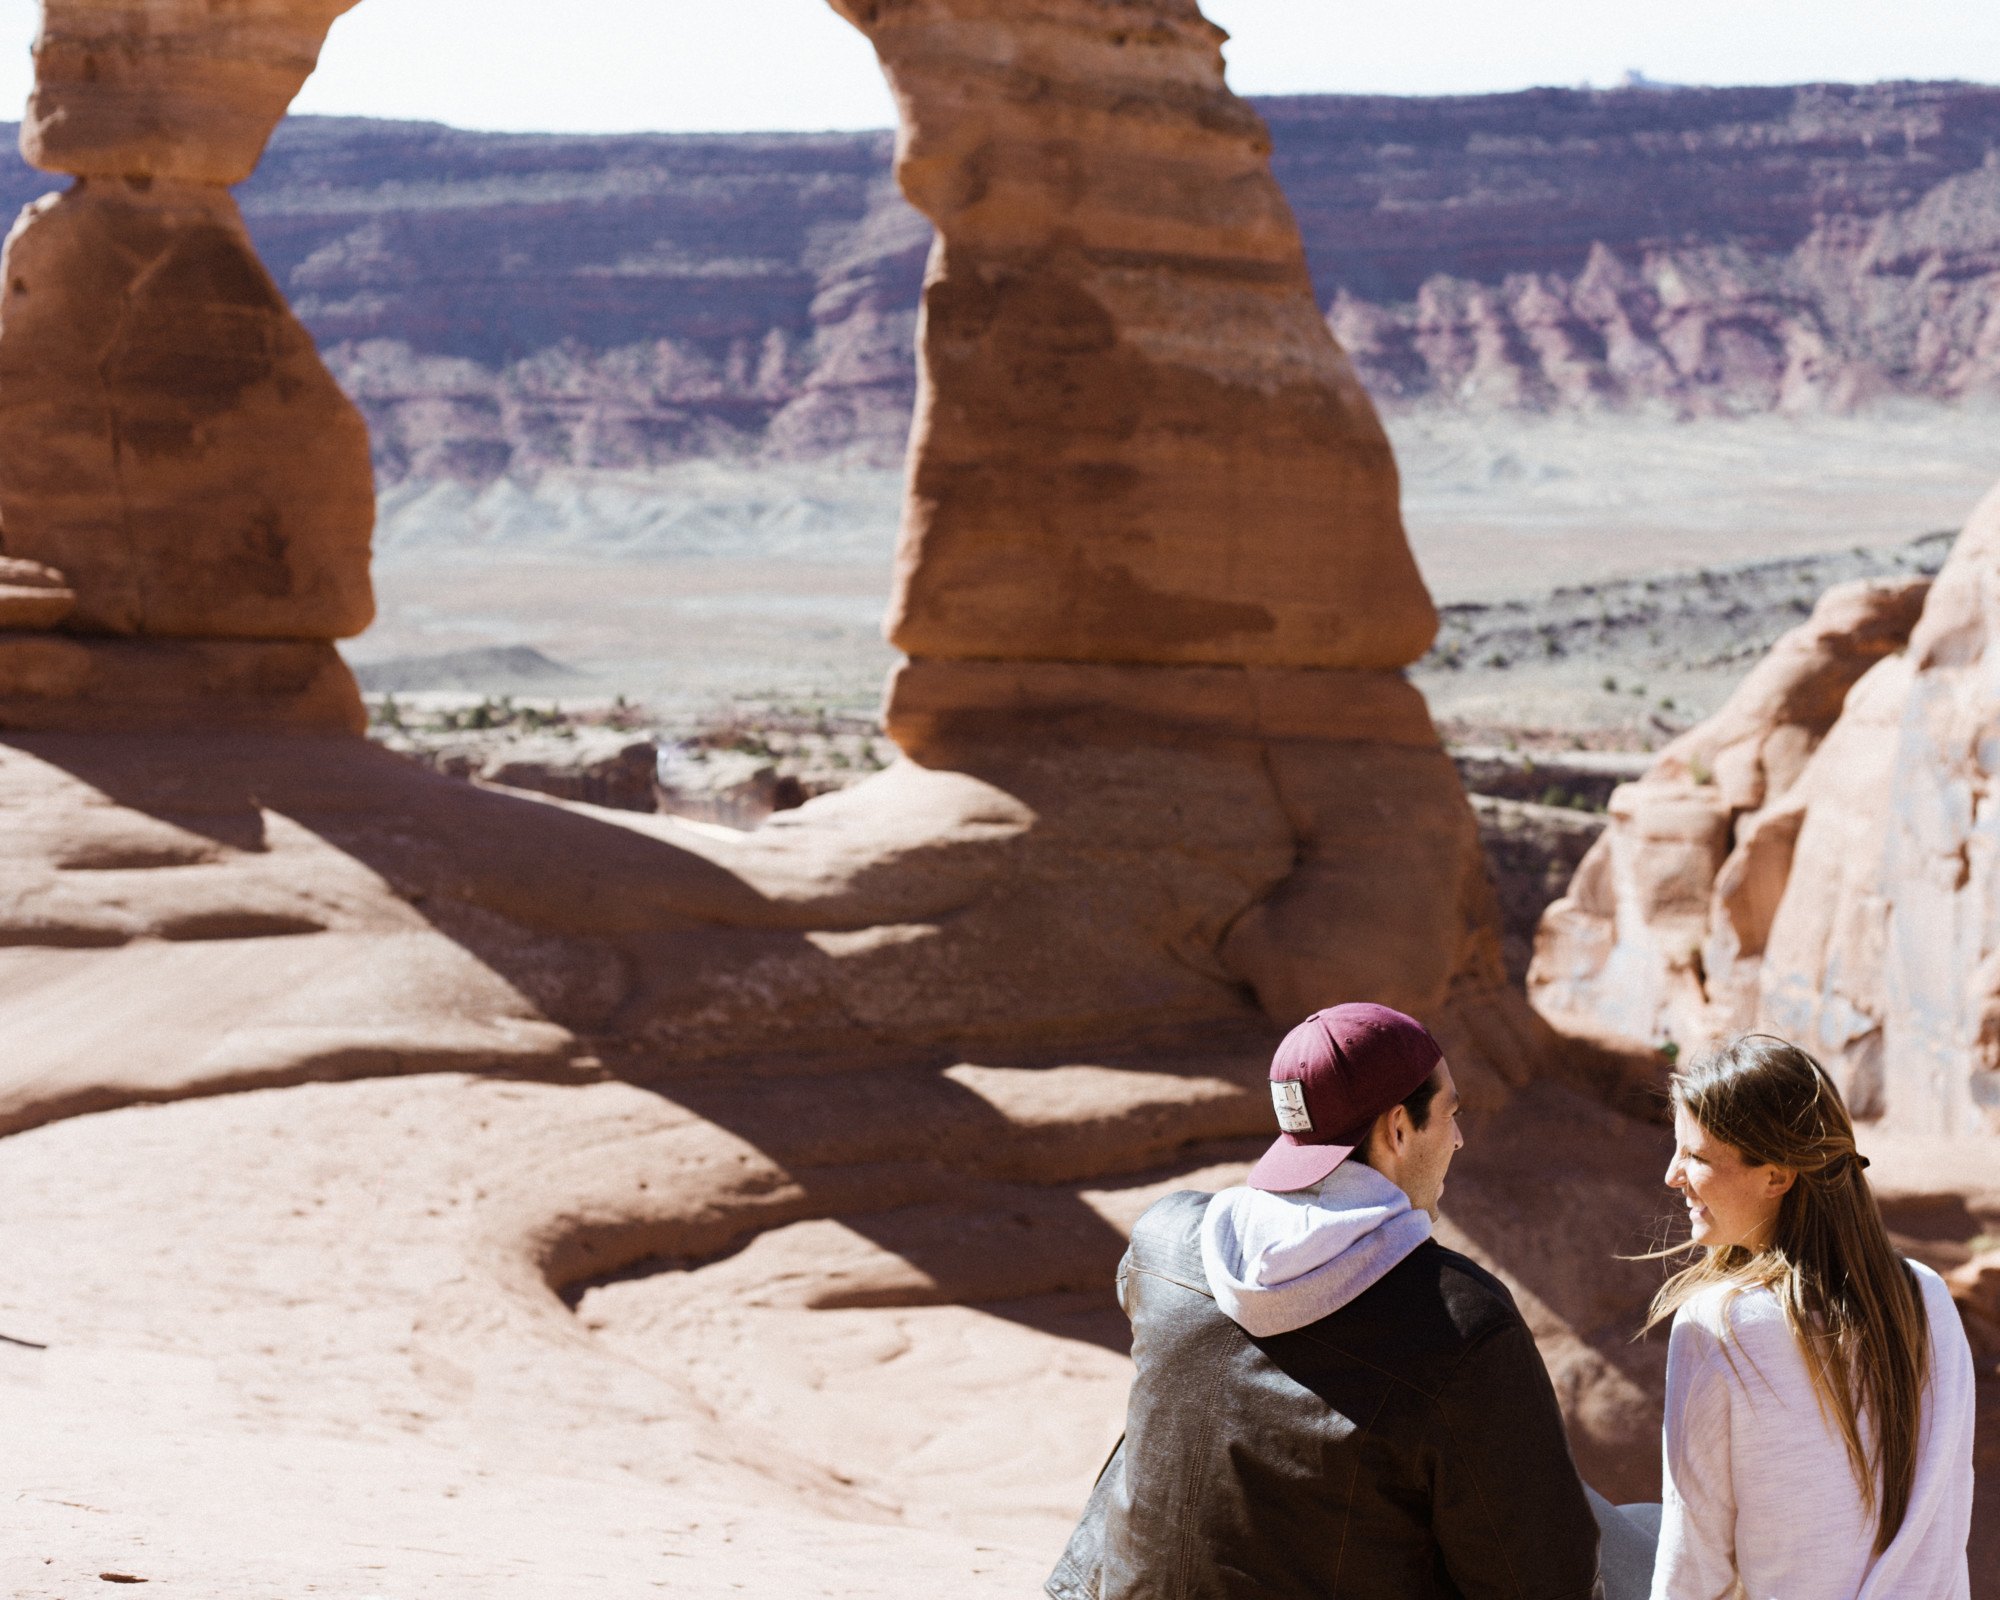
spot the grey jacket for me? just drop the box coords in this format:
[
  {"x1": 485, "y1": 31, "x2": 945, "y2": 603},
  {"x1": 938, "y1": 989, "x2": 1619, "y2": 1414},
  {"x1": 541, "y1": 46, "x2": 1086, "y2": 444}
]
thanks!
[{"x1": 1047, "y1": 1189, "x2": 1602, "y2": 1600}]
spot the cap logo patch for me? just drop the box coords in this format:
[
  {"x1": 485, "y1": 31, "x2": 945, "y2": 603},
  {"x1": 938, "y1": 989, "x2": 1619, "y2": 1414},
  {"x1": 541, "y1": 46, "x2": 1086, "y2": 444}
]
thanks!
[{"x1": 1271, "y1": 1080, "x2": 1313, "y2": 1134}]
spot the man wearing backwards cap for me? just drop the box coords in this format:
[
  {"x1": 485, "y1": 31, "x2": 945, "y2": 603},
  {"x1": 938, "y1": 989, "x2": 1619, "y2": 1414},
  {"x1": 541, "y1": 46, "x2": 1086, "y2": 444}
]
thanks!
[{"x1": 1047, "y1": 1003, "x2": 1607, "y2": 1600}]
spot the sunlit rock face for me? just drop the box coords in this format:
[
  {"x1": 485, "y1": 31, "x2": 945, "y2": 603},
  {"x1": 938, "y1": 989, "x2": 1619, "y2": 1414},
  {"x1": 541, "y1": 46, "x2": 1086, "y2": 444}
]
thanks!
[
  {"x1": 0, "y1": 0, "x2": 372, "y2": 730},
  {"x1": 1533, "y1": 483, "x2": 2000, "y2": 1137},
  {"x1": 23, "y1": 0, "x2": 362, "y2": 186},
  {"x1": 1530, "y1": 577, "x2": 1929, "y2": 1058},
  {"x1": 1871, "y1": 483, "x2": 2000, "y2": 1135},
  {"x1": 828, "y1": 0, "x2": 1542, "y2": 1070},
  {"x1": 0, "y1": 181, "x2": 374, "y2": 640},
  {"x1": 832, "y1": 0, "x2": 1434, "y2": 671}
]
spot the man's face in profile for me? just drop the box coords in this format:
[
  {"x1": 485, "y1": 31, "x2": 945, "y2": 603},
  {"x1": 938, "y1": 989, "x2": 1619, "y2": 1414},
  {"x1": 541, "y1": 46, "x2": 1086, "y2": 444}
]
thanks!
[{"x1": 1395, "y1": 1062, "x2": 1463, "y2": 1220}]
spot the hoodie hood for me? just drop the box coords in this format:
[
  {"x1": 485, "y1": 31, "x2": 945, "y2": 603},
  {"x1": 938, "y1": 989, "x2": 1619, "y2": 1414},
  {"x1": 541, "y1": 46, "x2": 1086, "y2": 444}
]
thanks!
[{"x1": 1199, "y1": 1159, "x2": 1432, "y2": 1337}]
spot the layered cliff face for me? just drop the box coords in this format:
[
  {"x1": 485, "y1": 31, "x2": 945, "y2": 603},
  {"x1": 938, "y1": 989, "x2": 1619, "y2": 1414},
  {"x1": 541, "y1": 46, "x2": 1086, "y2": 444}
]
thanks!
[
  {"x1": 0, "y1": 81, "x2": 1989, "y2": 488},
  {"x1": 1331, "y1": 176, "x2": 2000, "y2": 414},
  {"x1": 243, "y1": 120, "x2": 933, "y2": 480}
]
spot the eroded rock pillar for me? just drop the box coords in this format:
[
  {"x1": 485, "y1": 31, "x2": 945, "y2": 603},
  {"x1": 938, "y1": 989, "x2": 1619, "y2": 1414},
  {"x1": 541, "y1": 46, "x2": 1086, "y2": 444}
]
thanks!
[
  {"x1": 835, "y1": 0, "x2": 1527, "y2": 1067},
  {"x1": 0, "y1": 0, "x2": 373, "y2": 732},
  {"x1": 837, "y1": 0, "x2": 1433, "y2": 669}
]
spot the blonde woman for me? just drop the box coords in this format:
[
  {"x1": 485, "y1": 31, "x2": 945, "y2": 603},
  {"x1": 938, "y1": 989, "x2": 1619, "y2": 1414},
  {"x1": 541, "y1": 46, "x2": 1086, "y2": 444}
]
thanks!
[{"x1": 1647, "y1": 1035, "x2": 1976, "y2": 1598}]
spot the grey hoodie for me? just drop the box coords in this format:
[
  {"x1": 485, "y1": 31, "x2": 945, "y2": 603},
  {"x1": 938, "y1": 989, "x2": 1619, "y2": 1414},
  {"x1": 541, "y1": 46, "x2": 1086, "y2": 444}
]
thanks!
[{"x1": 1198, "y1": 1159, "x2": 1432, "y2": 1338}]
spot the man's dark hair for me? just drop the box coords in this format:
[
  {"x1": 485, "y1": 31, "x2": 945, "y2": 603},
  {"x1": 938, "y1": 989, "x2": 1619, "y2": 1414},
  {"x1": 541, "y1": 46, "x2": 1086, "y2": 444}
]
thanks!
[
  {"x1": 1398, "y1": 1068, "x2": 1442, "y2": 1131},
  {"x1": 1342, "y1": 1066, "x2": 1442, "y2": 1153}
]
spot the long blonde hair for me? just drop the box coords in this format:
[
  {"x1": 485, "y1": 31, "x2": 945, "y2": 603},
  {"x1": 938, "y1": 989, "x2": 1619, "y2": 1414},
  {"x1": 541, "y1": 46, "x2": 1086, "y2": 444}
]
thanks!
[{"x1": 1643, "y1": 1035, "x2": 1929, "y2": 1555}]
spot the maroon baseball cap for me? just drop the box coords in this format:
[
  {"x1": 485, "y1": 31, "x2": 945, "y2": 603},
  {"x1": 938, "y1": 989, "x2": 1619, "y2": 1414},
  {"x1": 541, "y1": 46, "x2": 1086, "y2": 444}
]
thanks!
[{"x1": 1246, "y1": 1004, "x2": 1444, "y2": 1192}]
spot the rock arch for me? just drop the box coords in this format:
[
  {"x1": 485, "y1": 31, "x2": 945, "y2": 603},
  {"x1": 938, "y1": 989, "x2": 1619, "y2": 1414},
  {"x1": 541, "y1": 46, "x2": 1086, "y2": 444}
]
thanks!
[
  {"x1": 0, "y1": 5, "x2": 1695, "y2": 1550},
  {"x1": 0, "y1": 0, "x2": 1536, "y2": 1068}
]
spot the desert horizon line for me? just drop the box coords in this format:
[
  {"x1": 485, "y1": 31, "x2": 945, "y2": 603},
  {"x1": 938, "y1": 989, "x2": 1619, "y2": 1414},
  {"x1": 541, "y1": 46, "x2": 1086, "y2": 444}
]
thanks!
[{"x1": 0, "y1": 72, "x2": 1991, "y2": 146}]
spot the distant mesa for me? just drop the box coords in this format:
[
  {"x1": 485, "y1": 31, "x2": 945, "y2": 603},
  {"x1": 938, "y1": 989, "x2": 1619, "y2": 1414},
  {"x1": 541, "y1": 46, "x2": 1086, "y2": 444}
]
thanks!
[
  {"x1": 0, "y1": 81, "x2": 1988, "y2": 495},
  {"x1": 348, "y1": 644, "x2": 585, "y2": 695}
]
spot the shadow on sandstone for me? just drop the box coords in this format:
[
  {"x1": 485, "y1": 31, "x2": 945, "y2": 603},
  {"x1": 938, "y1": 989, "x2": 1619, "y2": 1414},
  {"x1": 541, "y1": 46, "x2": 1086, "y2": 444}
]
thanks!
[{"x1": 9, "y1": 726, "x2": 1683, "y2": 1498}]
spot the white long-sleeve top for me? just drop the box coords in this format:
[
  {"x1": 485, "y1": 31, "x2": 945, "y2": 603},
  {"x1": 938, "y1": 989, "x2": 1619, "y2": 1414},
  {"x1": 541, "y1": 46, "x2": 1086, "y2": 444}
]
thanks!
[{"x1": 1650, "y1": 1259, "x2": 1975, "y2": 1600}]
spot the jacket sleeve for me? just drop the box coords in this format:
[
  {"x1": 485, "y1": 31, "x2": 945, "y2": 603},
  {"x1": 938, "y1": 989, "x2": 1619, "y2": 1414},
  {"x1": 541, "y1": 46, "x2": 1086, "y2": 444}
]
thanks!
[
  {"x1": 1648, "y1": 1317, "x2": 1736, "y2": 1600},
  {"x1": 1430, "y1": 1318, "x2": 1603, "y2": 1600}
]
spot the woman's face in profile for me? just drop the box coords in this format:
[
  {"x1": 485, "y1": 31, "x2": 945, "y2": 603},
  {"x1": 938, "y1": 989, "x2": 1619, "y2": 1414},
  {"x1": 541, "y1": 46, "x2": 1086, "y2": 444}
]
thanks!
[{"x1": 1665, "y1": 1108, "x2": 1792, "y2": 1251}]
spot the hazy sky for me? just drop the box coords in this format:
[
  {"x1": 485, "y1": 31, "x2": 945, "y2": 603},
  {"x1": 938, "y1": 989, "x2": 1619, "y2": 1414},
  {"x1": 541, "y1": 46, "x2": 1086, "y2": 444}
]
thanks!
[{"x1": 0, "y1": 0, "x2": 1994, "y2": 136}]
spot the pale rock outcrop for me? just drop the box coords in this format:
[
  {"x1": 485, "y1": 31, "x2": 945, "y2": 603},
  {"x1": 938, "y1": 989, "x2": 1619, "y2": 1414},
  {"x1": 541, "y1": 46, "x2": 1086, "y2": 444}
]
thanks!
[
  {"x1": 831, "y1": 0, "x2": 1433, "y2": 671},
  {"x1": 1747, "y1": 655, "x2": 1914, "y2": 1113},
  {"x1": 1869, "y1": 481, "x2": 2000, "y2": 1134},
  {"x1": 1531, "y1": 576, "x2": 1929, "y2": 1052},
  {"x1": 0, "y1": 0, "x2": 371, "y2": 731},
  {"x1": 1534, "y1": 479, "x2": 2000, "y2": 1139}
]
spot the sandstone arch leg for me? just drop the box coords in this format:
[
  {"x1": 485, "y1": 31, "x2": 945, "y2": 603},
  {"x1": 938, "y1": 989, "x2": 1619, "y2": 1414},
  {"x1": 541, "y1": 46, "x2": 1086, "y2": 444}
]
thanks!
[
  {"x1": 830, "y1": 0, "x2": 1539, "y2": 1081},
  {"x1": 0, "y1": 1, "x2": 373, "y2": 732}
]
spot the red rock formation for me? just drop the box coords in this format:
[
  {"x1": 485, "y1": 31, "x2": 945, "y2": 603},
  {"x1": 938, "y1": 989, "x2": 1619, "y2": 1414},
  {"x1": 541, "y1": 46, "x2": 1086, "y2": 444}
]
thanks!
[
  {"x1": 1531, "y1": 576, "x2": 1930, "y2": 1054},
  {"x1": 24, "y1": 0, "x2": 362, "y2": 186},
  {"x1": 828, "y1": 0, "x2": 1542, "y2": 1090},
  {"x1": 0, "y1": 0, "x2": 371, "y2": 731},
  {"x1": 832, "y1": 0, "x2": 1432, "y2": 671},
  {"x1": 0, "y1": 3, "x2": 1757, "y2": 1583},
  {"x1": 1534, "y1": 485, "x2": 2000, "y2": 1140}
]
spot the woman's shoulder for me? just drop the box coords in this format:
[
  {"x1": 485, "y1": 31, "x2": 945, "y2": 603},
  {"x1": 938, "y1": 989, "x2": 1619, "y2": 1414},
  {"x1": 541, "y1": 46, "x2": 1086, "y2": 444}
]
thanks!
[
  {"x1": 1906, "y1": 1258, "x2": 1975, "y2": 1354},
  {"x1": 1672, "y1": 1259, "x2": 1963, "y2": 1359},
  {"x1": 1668, "y1": 1278, "x2": 1794, "y2": 1364},
  {"x1": 1672, "y1": 1275, "x2": 1783, "y2": 1331}
]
